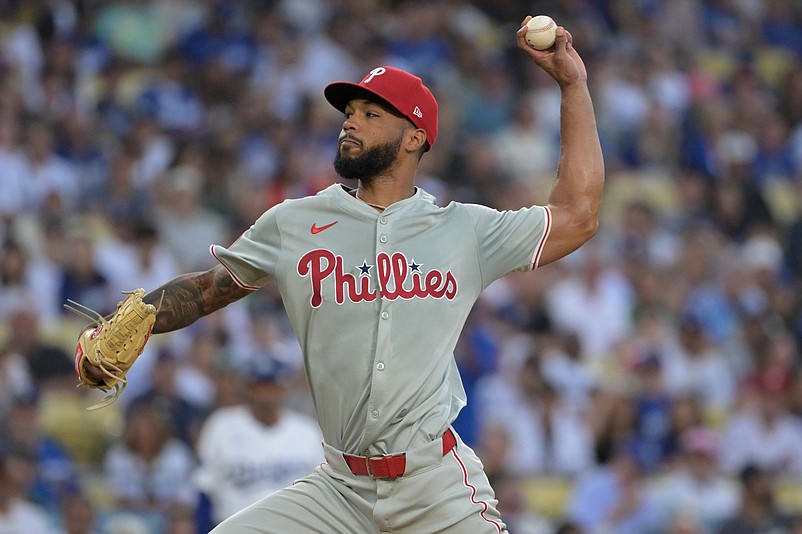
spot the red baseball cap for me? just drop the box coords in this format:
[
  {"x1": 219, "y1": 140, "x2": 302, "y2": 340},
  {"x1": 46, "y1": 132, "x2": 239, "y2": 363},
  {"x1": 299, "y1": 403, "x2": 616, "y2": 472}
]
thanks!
[{"x1": 324, "y1": 66, "x2": 438, "y2": 151}]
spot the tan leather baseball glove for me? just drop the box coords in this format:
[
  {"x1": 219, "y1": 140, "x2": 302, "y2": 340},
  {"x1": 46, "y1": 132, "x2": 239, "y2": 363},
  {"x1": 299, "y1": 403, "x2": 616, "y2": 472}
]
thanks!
[{"x1": 66, "y1": 289, "x2": 160, "y2": 410}]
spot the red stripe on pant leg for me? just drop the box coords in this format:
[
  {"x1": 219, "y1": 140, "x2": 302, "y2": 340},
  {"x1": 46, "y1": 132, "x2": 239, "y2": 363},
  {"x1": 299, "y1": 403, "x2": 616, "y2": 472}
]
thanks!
[{"x1": 449, "y1": 449, "x2": 502, "y2": 533}]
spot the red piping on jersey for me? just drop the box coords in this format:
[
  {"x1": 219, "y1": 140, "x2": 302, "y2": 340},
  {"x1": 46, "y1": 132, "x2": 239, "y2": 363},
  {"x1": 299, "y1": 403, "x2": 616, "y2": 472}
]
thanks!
[
  {"x1": 532, "y1": 206, "x2": 552, "y2": 269},
  {"x1": 209, "y1": 245, "x2": 260, "y2": 291},
  {"x1": 449, "y1": 448, "x2": 503, "y2": 533}
]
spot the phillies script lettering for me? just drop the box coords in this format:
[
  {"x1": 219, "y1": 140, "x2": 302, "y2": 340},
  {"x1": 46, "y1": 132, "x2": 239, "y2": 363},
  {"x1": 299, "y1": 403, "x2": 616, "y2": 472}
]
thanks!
[{"x1": 297, "y1": 249, "x2": 458, "y2": 307}]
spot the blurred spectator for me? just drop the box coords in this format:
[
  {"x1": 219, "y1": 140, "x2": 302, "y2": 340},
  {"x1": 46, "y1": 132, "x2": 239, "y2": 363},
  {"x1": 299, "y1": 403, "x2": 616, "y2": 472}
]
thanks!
[
  {"x1": 539, "y1": 333, "x2": 597, "y2": 410},
  {"x1": 25, "y1": 218, "x2": 68, "y2": 322},
  {"x1": 153, "y1": 163, "x2": 228, "y2": 272},
  {"x1": 126, "y1": 349, "x2": 205, "y2": 446},
  {"x1": 545, "y1": 243, "x2": 635, "y2": 362},
  {"x1": 93, "y1": 58, "x2": 135, "y2": 136},
  {"x1": 55, "y1": 112, "x2": 107, "y2": 209},
  {"x1": 248, "y1": 21, "x2": 309, "y2": 123},
  {"x1": 679, "y1": 226, "x2": 741, "y2": 345},
  {"x1": 171, "y1": 330, "x2": 225, "y2": 411},
  {"x1": 589, "y1": 389, "x2": 637, "y2": 466},
  {"x1": 473, "y1": 421, "x2": 513, "y2": 487},
  {"x1": 128, "y1": 114, "x2": 174, "y2": 190},
  {"x1": 0, "y1": 447, "x2": 62, "y2": 534},
  {"x1": 93, "y1": 0, "x2": 173, "y2": 65},
  {"x1": 136, "y1": 48, "x2": 205, "y2": 134},
  {"x1": 596, "y1": 55, "x2": 651, "y2": 168},
  {"x1": 193, "y1": 356, "x2": 322, "y2": 527},
  {"x1": 447, "y1": 136, "x2": 510, "y2": 205},
  {"x1": 457, "y1": 59, "x2": 516, "y2": 137},
  {"x1": 753, "y1": 113, "x2": 796, "y2": 186},
  {"x1": 649, "y1": 426, "x2": 739, "y2": 533},
  {"x1": 493, "y1": 472, "x2": 554, "y2": 534},
  {"x1": 1, "y1": 302, "x2": 73, "y2": 389},
  {"x1": 0, "y1": 4, "x2": 45, "y2": 112},
  {"x1": 665, "y1": 170, "x2": 714, "y2": 233},
  {"x1": 18, "y1": 118, "x2": 79, "y2": 211},
  {"x1": 242, "y1": 312, "x2": 310, "y2": 417},
  {"x1": 37, "y1": 382, "x2": 124, "y2": 467},
  {"x1": 60, "y1": 493, "x2": 99, "y2": 534},
  {"x1": 567, "y1": 443, "x2": 663, "y2": 534},
  {"x1": 484, "y1": 352, "x2": 594, "y2": 476},
  {"x1": 384, "y1": 1, "x2": 451, "y2": 82},
  {"x1": 618, "y1": 200, "x2": 681, "y2": 269},
  {"x1": 720, "y1": 367, "x2": 802, "y2": 475},
  {"x1": 0, "y1": 112, "x2": 26, "y2": 219},
  {"x1": 491, "y1": 97, "x2": 557, "y2": 194},
  {"x1": 628, "y1": 351, "x2": 675, "y2": 472},
  {"x1": 95, "y1": 219, "x2": 181, "y2": 295},
  {"x1": 2, "y1": 390, "x2": 81, "y2": 518},
  {"x1": 178, "y1": 3, "x2": 255, "y2": 74},
  {"x1": 760, "y1": 0, "x2": 802, "y2": 58},
  {"x1": 453, "y1": 302, "x2": 500, "y2": 447},
  {"x1": 0, "y1": 238, "x2": 33, "y2": 319},
  {"x1": 58, "y1": 229, "x2": 114, "y2": 318},
  {"x1": 709, "y1": 177, "x2": 774, "y2": 242},
  {"x1": 212, "y1": 364, "x2": 247, "y2": 410},
  {"x1": 103, "y1": 401, "x2": 196, "y2": 526},
  {"x1": 716, "y1": 464, "x2": 796, "y2": 534},
  {"x1": 666, "y1": 393, "x2": 707, "y2": 455},
  {"x1": 662, "y1": 314, "x2": 737, "y2": 415},
  {"x1": 0, "y1": 347, "x2": 33, "y2": 424}
]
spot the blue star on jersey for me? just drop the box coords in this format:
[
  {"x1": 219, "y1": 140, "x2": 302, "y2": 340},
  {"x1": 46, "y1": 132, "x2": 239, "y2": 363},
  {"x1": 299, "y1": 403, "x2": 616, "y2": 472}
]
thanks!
[
  {"x1": 358, "y1": 260, "x2": 372, "y2": 275},
  {"x1": 409, "y1": 259, "x2": 422, "y2": 273}
]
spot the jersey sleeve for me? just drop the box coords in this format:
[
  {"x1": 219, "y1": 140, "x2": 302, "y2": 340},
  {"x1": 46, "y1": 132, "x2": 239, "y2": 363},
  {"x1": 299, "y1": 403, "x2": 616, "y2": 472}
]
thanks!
[
  {"x1": 210, "y1": 205, "x2": 282, "y2": 290},
  {"x1": 464, "y1": 203, "x2": 552, "y2": 286}
]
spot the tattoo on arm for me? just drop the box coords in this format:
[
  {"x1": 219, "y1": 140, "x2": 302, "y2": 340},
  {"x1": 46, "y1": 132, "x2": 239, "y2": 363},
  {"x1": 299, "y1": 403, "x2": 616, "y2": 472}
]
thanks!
[{"x1": 144, "y1": 265, "x2": 251, "y2": 334}]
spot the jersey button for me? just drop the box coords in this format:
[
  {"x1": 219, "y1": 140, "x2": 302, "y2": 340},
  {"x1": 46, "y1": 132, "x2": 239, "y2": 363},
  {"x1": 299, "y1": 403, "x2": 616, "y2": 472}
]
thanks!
[
  {"x1": 371, "y1": 410, "x2": 380, "y2": 418},
  {"x1": 381, "y1": 311, "x2": 389, "y2": 319},
  {"x1": 376, "y1": 362, "x2": 385, "y2": 370},
  {"x1": 380, "y1": 217, "x2": 387, "y2": 225},
  {"x1": 379, "y1": 235, "x2": 388, "y2": 243}
]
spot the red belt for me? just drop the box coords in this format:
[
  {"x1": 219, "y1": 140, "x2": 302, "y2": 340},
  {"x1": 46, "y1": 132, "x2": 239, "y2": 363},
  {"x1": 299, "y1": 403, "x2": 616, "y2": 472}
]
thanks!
[{"x1": 343, "y1": 429, "x2": 457, "y2": 479}]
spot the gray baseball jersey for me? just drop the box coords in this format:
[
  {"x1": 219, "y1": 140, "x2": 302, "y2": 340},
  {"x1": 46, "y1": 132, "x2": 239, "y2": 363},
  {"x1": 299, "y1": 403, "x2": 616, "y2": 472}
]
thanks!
[{"x1": 211, "y1": 183, "x2": 551, "y2": 457}]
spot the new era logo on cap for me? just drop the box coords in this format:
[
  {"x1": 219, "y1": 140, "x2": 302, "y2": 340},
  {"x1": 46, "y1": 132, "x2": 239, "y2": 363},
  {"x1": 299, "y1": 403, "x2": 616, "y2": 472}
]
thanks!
[{"x1": 324, "y1": 66, "x2": 438, "y2": 150}]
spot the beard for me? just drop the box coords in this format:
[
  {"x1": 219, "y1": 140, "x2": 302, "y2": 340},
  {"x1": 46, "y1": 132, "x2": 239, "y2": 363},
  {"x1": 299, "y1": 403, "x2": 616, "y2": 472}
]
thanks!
[{"x1": 333, "y1": 136, "x2": 402, "y2": 182}]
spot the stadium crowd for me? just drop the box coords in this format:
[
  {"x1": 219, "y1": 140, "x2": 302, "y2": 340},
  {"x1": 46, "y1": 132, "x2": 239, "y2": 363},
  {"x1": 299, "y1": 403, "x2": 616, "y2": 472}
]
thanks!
[{"x1": 1, "y1": 0, "x2": 802, "y2": 532}]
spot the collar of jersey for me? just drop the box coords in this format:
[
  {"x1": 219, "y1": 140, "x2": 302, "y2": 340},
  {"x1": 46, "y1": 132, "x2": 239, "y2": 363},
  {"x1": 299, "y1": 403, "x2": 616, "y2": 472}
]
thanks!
[{"x1": 326, "y1": 183, "x2": 437, "y2": 218}]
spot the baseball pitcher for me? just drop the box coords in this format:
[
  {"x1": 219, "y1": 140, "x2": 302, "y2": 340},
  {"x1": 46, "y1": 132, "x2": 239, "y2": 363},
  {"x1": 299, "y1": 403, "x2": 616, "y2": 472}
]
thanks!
[{"x1": 73, "y1": 18, "x2": 603, "y2": 533}]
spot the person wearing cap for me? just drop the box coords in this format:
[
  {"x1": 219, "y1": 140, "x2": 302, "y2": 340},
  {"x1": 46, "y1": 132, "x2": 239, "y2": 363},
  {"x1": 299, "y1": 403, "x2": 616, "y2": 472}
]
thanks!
[
  {"x1": 193, "y1": 356, "x2": 322, "y2": 529},
  {"x1": 80, "y1": 16, "x2": 603, "y2": 533}
]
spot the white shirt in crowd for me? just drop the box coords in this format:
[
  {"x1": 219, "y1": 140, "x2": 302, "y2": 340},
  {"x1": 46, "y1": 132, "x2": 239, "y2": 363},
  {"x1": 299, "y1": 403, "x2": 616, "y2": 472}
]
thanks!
[
  {"x1": 194, "y1": 406, "x2": 323, "y2": 524},
  {"x1": 720, "y1": 411, "x2": 802, "y2": 475},
  {"x1": 0, "y1": 497, "x2": 62, "y2": 534}
]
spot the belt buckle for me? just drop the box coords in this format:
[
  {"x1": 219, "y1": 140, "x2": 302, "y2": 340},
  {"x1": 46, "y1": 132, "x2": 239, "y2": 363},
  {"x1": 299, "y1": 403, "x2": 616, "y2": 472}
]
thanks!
[{"x1": 365, "y1": 454, "x2": 387, "y2": 479}]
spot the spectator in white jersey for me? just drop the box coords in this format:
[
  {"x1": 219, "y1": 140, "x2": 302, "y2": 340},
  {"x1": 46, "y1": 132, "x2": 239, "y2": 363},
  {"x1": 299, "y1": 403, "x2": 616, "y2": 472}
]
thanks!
[{"x1": 193, "y1": 355, "x2": 323, "y2": 529}]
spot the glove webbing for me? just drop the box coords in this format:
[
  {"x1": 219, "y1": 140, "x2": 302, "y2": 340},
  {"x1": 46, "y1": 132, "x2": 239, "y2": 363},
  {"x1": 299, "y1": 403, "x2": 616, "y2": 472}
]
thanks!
[
  {"x1": 100, "y1": 296, "x2": 153, "y2": 356},
  {"x1": 64, "y1": 290, "x2": 162, "y2": 409}
]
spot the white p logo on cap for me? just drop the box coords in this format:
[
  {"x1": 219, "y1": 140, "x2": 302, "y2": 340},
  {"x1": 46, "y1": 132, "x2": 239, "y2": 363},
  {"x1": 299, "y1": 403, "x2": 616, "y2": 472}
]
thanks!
[{"x1": 363, "y1": 67, "x2": 386, "y2": 84}]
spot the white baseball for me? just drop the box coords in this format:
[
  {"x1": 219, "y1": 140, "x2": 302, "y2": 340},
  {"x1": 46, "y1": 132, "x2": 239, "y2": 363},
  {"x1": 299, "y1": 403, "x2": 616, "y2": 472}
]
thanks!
[{"x1": 525, "y1": 15, "x2": 557, "y2": 50}]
